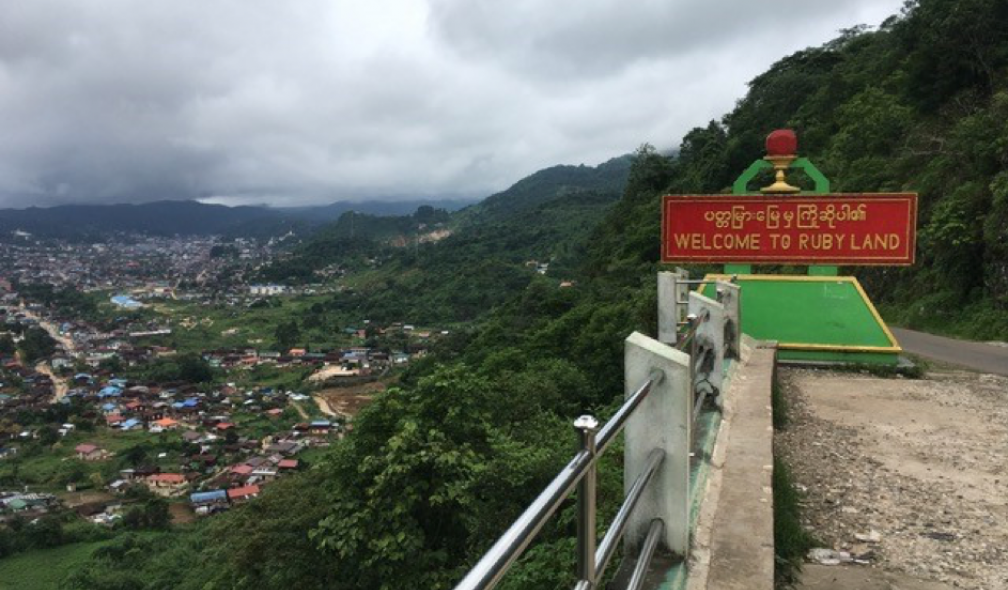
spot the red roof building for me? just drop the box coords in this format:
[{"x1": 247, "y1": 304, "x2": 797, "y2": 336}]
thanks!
[{"x1": 227, "y1": 485, "x2": 261, "y2": 503}]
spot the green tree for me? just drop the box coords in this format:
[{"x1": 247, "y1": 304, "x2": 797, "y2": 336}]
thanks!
[
  {"x1": 122, "y1": 498, "x2": 171, "y2": 530},
  {"x1": 98, "y1": 356, "x2": 124, "y2": 374},
  {"x1": 18, "y1": 327, "x2": 57, "y2": 363},
  {"x1": 177, "y1": 353, "x2": 214, "y2": 383},
  {"x1": 25, "y1": 515, "x2": 64, "y2": 549},
  {"x1": 0, "y1": 334, "x2": 15, "y2": 355},
  {"x1": 274, "y1": 320, "x2": 301, "y2": 351}
]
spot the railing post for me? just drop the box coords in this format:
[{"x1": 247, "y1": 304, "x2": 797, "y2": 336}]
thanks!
[
  {"x1": 716, "y1": 279, "x2": 742, "y2": 360},
  {"x1": 574, "y1": 415, "x2": 599, "y2": 587},
  {"x1": 657, "y1": 270, "x2": 688, "y2": 345},
  {"x1": 688, "y1": 291, "x2": 726, "y2": 409},
  {"x1": 624, "y1": 332, "x2": 691, "y2": 556},
  {"x1": 687, "y1": 313, "x2": 699, "y2": 389}
]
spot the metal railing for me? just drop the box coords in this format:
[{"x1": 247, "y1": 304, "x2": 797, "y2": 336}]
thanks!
[
  {"x1": 452, "y1": 370, "x2": 666, "y2": 590},
  {"x1": 456, "y1": 273, "x2": 740, "y2": 590}
]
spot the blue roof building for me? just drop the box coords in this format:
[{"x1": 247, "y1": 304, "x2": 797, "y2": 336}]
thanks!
[
  {"x1": 190, "y1": 490, "x2": 228, "y2": 505},
  {"x1": 98, "y1": 386, "x2": 122, "y2": 398},
  {"x1": 110, "y1": 295, "x2": 143, "y2": 309}
]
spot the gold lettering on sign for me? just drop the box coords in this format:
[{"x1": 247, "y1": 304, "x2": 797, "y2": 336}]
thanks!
[
  {"x1": 796, "y1": 205, "x2": 817, "y2": 229},
  {"x1": 766, "y1": 205, "x2": 780, "y2": 229}
]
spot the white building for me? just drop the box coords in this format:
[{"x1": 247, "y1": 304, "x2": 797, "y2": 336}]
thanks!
[{"x1": 249, "y1": 284, "x2": 286, "y2": 296}]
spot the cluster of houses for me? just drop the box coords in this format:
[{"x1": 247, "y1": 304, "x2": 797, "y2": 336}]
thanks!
[
  {"x1": 74, "y1": 419, "x2": 335, "y2": 518},
  {"x1": 0, "y1": 364, "x2": 55, "y2": 413},
  {"x1": 0, "y1": 235, "x2": 277, "y2": 295},
  {"x1": 201, "y1": 345, "x2": 413, "y2": 374},
  {"x1": 0, "y1": 492, "x2": 59, "y2": 523},
  {"x1": 41, "y1": 315, "x2": 436, "y2": 375},
  {"x1": 1, "y1": 362, "x2": 341, "y2": 517},
  {"x1": 0, "y1": 258, "x2": 442, "y2": 524}
]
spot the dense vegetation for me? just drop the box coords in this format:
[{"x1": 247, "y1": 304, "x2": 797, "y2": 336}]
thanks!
[
  {"x1": 44, "y1": 1, "x2": 1008, "y2": 588},
  {"x1": 323, "y1": 189, "x2": 624, "y2": 323},
  {"x1": 14, "y1": 284, "x2": 98, "y2": 318},
  {"x1": 263, "y1": 156, "x2": 631, "y2": 323},
  {"x1": 454, "y1": 157, "x2": 632, "y2": 225},
  {"x1": 258, "y1": 206, "x2": 453, "y2": 284},
  {"x1": 649, "y1": 0, "x2": 1008, "y2": 337},
  {"x1": 17, "y1": 328, "x2": 57, "y2": 365},
  {"x1": 122, "y1": 353, "x2": 216, "y2": 384}
]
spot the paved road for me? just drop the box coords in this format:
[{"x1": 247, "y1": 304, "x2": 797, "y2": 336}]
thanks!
[{"x1": 891, "y1": 327, "x2": 1008, "y2": 376}]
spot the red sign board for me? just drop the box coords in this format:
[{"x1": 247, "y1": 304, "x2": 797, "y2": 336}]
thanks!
[{"x1": 662, "y1": 193, "x2": 917, "y2": 265}]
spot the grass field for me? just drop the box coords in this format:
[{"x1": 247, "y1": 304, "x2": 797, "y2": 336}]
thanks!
[
  {"x1": 131, "y1": 295, "x2": 355, "y2": 354},
  {"x1": 0, "y1": 428, "x2": 184, "y2": 491},
  {"x1": 231, "y1": 364, "x2": 315, "y2": 393},
  {"x1": 0, "y1": 540, "x2": 107, "y2": 590}
]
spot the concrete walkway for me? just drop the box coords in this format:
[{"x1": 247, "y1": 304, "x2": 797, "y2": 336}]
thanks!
[
  {"x1": 891, "y1": 327, "x2": 1008, "y2": 376},
  {"x1": 702, "y1": 343, "x2": 776, "y2": 590}
]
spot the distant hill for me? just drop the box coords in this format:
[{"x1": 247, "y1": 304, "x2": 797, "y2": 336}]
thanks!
[
  {"x1": 260, "y1": 156, "x2": 634, "y2": 293},
  {"x1": 279, "y1": 198, "x2": 475, "y2": 222},
  {"x1": 0, "y1": 200, "x2": 281, "y2": 238},
  {"x1": 456, "y1": 156, "x2": 632, "y2": 224},
  {"x1": 0, "y1": 197, "x2": 476, "y2": 240},
  {"x1": 0, "y1": 159, "x2": 622, "y2": 241}
]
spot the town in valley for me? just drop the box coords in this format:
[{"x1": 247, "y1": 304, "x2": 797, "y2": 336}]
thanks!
[{"x1": 0, "y1": 232, "x2": 447, "y2": 525}]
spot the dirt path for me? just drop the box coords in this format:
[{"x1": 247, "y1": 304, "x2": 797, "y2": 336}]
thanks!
[
  {"x1": 19, "y1": 307, "x2": 76, "y2": 353},
  {"x1": 17, "y1": 308, "x2": 73, "y2": 402},
  {"x1": 35, "y1": 361, "x2": 69, "y2": 402},
  {"x1": 892, "y1": 327, "x2": 1008, "y2": 376},
  {"x1": 312, "y1": 395, "x2": 337, "y2": 417},
  {"x1": 169, "y1": 502, "x2": 196, "y2": 525},
  {"x1": 290, "y1": 399, "x2": 310, "y2": 420},
  {"x1": 307, "y1": 365, "x2": 359, "y2": 383},
  {"x1": 314, "y1": 381, "x2": 384, "y2": 418},
  {"x1": 777, "y1": 367, "x2": 1008, "y2": 590}
]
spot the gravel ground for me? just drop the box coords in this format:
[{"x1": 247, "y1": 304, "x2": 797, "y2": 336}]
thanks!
[{"x1": 776, "y1": 367, "x2": 1008, "y2": 590}]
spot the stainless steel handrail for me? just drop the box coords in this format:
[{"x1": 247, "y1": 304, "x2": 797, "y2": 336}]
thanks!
[
  {"x1": 452, "y1": 370, "x2": 667, "y2": 590},
  {"x1": 594, "y1": 448, "x2": 664, "y2": 579},
  {"x1": 453, "y1": 449, "x2": 594, "y2": 590},
  {"x1": 626, "y1": 519, "x2": 665, "y2": 590},
  {"x1": 693, "y1": 388, "x2": 709, "y2": 423},
  {"x1": 596, "y1": 370, "x2": 663, "y2": 454},
  {"x1": 676, "y1": 310, "x2": 708, "y2": 351}
]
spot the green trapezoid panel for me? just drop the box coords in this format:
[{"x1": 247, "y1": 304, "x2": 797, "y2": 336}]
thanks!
[{"x1": 701, "y1": 275, "x2": 899, "y2": 364}]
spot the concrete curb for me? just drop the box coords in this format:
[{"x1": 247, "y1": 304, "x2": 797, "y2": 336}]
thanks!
[{"x1": 687, "y1": 336, "x2": 777, "y2": 590}]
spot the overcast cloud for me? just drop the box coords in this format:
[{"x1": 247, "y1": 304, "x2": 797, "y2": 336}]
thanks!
[{"x1": 0, "y1": 0, "x2": 904, "y2": 208}]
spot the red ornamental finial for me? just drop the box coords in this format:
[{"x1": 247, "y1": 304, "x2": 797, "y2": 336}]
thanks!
[{"x1": 765, "y1": 129, "x2": 798, "y2": 157}]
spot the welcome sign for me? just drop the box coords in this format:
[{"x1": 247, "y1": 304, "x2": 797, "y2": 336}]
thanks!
[{"x1": 662, "y1": 193, "x2": 917, "y2": 265}]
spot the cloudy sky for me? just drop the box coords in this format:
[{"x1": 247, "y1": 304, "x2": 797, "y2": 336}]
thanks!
[{"x1": 0, "y1": 0, "x2": 904, "y2": 209}]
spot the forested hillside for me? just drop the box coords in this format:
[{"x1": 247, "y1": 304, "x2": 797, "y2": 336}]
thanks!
[
  {"x1": 634, "y1": 0, "x2": 1008, "y2": 337},
  {"x1": 262, "y1": 157, "x2": 631, "y2": 322},
  {"x1": 456, "y1": 156, "x2": 632, "y2": 223},
  {"x1": 62, "y1": 1, "x2": 1008, "y2": 589}
]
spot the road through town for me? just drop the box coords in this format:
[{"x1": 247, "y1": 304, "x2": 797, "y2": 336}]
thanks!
[{"x1": 17, "y1": 307, "x2": 74, "y2": 402}]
